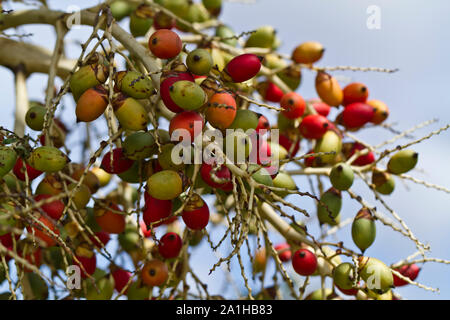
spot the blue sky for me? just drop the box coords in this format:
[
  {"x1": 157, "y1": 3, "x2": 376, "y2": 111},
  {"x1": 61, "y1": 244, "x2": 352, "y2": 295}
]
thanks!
[{"x1": 0, "y1": 0, "x2": 449, "y2": 299}]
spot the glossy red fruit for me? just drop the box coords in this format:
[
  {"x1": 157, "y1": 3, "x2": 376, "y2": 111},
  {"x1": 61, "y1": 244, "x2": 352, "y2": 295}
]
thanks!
[
  {"x1": 0, "y1": 233, "x2": 20, "y2": 248},
  {"x1": 336, "y1": 284, "x2": 359, "y2": 296},
  {"x1": 255, "y1": 137, "x2": 272, "y2": 166},
  {"x1": 274, "y1": 243, "x2": 291, "y2": 262},
  {"x1": 95, "y1": 202, "x2": 126, "y2": 234},
  {"x1": 13, "y1": 158, "x2": 43, "y2": 181},
  {"x1": 292, "y1": 248, "x2": 317, "y2": 276},
  {"x1": 224, "y1": 53, "x2": 262, "y2": 83},
  {"x1": 34, "y1": 194, "x2": 64, "y2": 220},
  {"x1": 299, "y1": 114, "x2": 329, "y2": 140},
  {"x1": 100, "y1": 148, "x2": 134, "y2": 174},
  {"x1": 75, "y1": 254, "x2": 96, "y2": 279},
  {"x1": 309, "y1": 100, "x2": 331, "y2": 117},
  {"x1": 393, "y1": 264, "x2": 420, "y2": 287},
  {"x1": 255, "y1": 114, "x2": 270, "y2": 134},
  {"x1": 258, "y1": 82, "x2": 284, "y2": 103},
  {"x1": 200, "y1": 162, "x2": 233, "y2": 191},
  {"x1": 182, "y1": 194, "x2": 210, "y2": 230},
  {"x1": 27, "y1": 214, "x2": 59, "y2": 247},
  {"x1": 343, "y1": 82, "x2": 369, "y2": 106},
  {"x1": 349, "y1": 143, "x2": 375, "y2": 166},
  {"x1": 148, "y1": 29, "x2": 182, "y2": 59},
  {"x1": 342, "y1": 103, "x2": 374, "y2": 129},
  {"x1": 160, "y1": 72, "x2": 195, "y2": 113},
  {"x1": 90, "y1": 231, "x2": 110, "y2": 248},
  {"x1": 158, "y1": 232, "x2": 183, "y2": 259},
  {"x1": 280, "y1": 92, "x2": 306, "y2": 119},
  {"x1": 169, "y1": 111, "x2": 204, "y2": 142},
  {"x1": 112, "y1": 268, "x2": 132, "y2": 293},
  {"x1": 279, "y1": 133, "x2": 300, "y2": 157},
  {"x1": 304, "y1": 150, "x2": 317, "y2": 167},
  {"x1": 143, "y1": 196, "x2": 173, "y2": 228}
]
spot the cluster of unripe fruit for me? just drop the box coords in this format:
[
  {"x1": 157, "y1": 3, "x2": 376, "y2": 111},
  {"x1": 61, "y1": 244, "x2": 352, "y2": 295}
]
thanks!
[{"x1": 0, "y1": 0, "x2": 425, "y2": 300}]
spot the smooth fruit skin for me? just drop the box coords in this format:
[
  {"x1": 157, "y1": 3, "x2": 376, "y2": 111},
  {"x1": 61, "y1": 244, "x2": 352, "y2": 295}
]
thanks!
[
  {"x1": 0, "y1": 147, "x2": 17, "y2": 178},
  {"x1": 314, "y1": 130, "x2": 342, "y2": 164},
  {"x1": 372, "y1": 169, "x2": 395, "y2": 195},
  {"x1": 143, "y1": 195, "x2": 173, "y2": 228},
  {"x1": 91, "y1": 166, "x2": 111, "y2": 187},
  {"x1": 253, "y1": 248, "x2": 267, "y2": 273},
  {"x1": 329, "y1": 162, "x2": 354, "y2": 190},
  {"x1": 129, "y1": 5, "x2": 153, "y2": 37},
  {"x1": 367, "y1": 99, "x2": 389, "y2": 124},
  {"x1": 387, "y1": 149, "x2": 418, "y2": 175},
  {"x1": 279, "y1": 133, "x2": 300, "y2": 157},
  {"x1": 333, "y1": 262, "x2": 356, "y2": 290},
  {"x1": 94, "y1": 202, "x2": 126, "y2": 234},
  {"x1": 342, "y1": 82, "x2": 369, "y2": 106},
  {"x1": 86, "y1": 275, "x2": 115, "y2": 300},
  {"x1": 147, "y1": 170, "x2": 183, "y2": 200},
  {"x1": 205, "y1": 92, "x2": 237, "y2": 130},
  {"x1": 292, "y1": 41, "x2": 324, "y2": 64},
  {"x1": 393, "y1": 264, "x2": 420, "y2": 287},
  {"x1": 299, "y1": 114, "x2": 329, "y2": 140},
  {"x1": 76, "y1": 85, "x2": 108, "y2": 122},
  {"x1": 70, "y1": 63, "x2": 108, "y2": 102},
  {"x1": 160, "y1": 71, "x2": 195, "y2": 113},
  {"x1": 274, "y1": 243, "x2": 291, "y2": 262},
  {"x1": 272, "y1": 172, "x2": 297, "y2": 198},
  {"x1": 27, "y1": 214, "x2": 59, "y2": 247},
  {"x1": 112, "y1": 94, "x2": 149, "y2": 131},
  {"x1": 309, "y1": 100, "x2": 331, "y2": 117},
  {"x1": 27, "y1": 146, "x2": 69, "y2": 173},
  {"x1": 348, "y1": 142, "x2": 375, "y2": 166},
  {"x1": 186, "y1": 49, "x2": 213, "y2": 75},
  {"x1": 148, "y1": 29, "x2": 182, "y2": 59},
  {"x1": 100, "y1": 148, "x2": 134, "y2": 174},
  {"x1": 342, "y1": 102, "x2": 375, "y2": 129},
  {"x1": 182, "y1": 194, "x2": 210, "y2": 230},
  {"x1": 158, "y1": 232, "x2": 183, "y2": 258},
  {"x1": 280, "y1": 92, "x2": 306, "y2": 119},
  {"x1": 223, "y1": 53, "x2": 262, "y2": 83},
  {"x1": 315, "y1": 71, "x2": 343, "y2": 107},
  {"x1": 169, "y1": 111, "x2": 204, "y2": 142},
  {"x1": 34, "y1": 194, "x2": 64, "y2": 220},
  {"x1": 74, "y1": 253, "x2": 96, "y2": 279},
  {"x1": 292, "y1": 248, "x2": 317, "y2": 276},
  {"x1": 245, "y1": 25, "x2": 276, "y2": 49},
  {"x1": 257, "y1": 81, "x2": 284, "y2": 103},
  {"x1": 68, "y1": 183, "x2": 91, "y2": 209},
  {"x1": 114, "y1": 70, "x2": 155, "y2": 99},
  {"x1": 352, "y1": 208, "x2": 376, "y2": 252},
  {"x1": 112, "y1": 269, "x2": 132, "y2": 293},
  {"x1": 229, "y1": 109, "x2": 259, "y2": 131},
  {"x1": 215, "y1": 24, "x2": 237, "y2": 47},
  {"x1": 142, "y1": 259, "x2": 169, "y2": 287},
  {"x1": 25, "y1": 104, "x2": 46, "y2": 131},
  {"x1": 317, "y1": 188, "x2": 342, "y2": 226},
  {"x1": 123, "y1": 131, "x2": 156, "y2": 160},
  {"x1": 169, "y1": 80, "x2": 207, "y2": 111},
  {"x1": 255, "y1": 114, "x2": 270, "y2": 134},
  {"x1": 358, "y1": 257, "x2": 394, "y2": 294},
  {"x1": 110, "y1": 1, "x2": 133, "y2": 21},
  {"x1": 200, "y1": 162, "x2": 233, "y2": 191},
  {"x1": 157, "y1": 144, "x2": 186, "y2": 171},
  {"x1": 154, "y1": 11, "x2": 176, "y2": 30}
]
